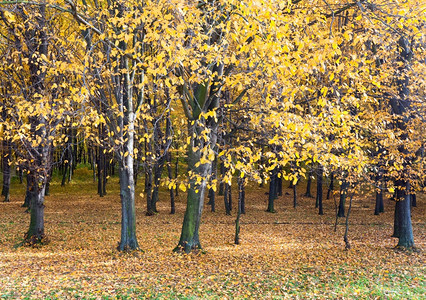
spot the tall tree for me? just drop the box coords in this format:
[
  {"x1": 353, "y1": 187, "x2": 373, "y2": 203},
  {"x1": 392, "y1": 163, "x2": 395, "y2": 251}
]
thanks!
[{"x1": 0, "y1": 1, "x2": 82, "y2": 244}]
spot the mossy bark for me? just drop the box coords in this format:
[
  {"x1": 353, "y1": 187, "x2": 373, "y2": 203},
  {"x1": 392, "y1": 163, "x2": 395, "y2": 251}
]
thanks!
[{"x1": 175, "y1": 123, "x2": 212, "y2": 253}]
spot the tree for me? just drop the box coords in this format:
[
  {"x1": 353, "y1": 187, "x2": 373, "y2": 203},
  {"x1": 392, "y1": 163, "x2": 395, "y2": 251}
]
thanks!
[
  {"x1": 0, "y1": 1, "x2": 82, "y2": 245},
  {"x1": 68, "y1": 0, "x2": 148, "y2": 251}
]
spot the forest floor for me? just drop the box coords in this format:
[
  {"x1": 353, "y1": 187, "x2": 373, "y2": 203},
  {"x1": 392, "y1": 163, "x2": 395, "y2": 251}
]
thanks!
[{"x1": 0, "y1": 173, "x2": 424, "y2": 299}]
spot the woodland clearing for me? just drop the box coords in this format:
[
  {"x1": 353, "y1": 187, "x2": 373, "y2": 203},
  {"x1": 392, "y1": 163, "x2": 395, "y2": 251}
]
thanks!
[{"x1": 0, "y1": 176, "x2": 424, "y2": 299}]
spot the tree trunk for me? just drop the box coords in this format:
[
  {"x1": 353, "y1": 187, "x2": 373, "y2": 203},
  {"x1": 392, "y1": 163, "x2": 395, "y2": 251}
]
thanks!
[
  {"x1": 266, "y1": 168, "x2": 277, "y2": 213},
  {"x1": 228, "y1": 183, "x2": 232, "y2": 211},
  {"x1": 145, "y1": 119, "x2": 155, "y2": 216},
  {"x1": 91, "y1": 145, "x2": 96, "y2": 182},
  {"x1": 343, "y1": 192, "x2": 354, "y2": 250},
  {"x1": 117, "y1": 84, "x2": 139, "y2": 251},
  {"x1": 304, "y1": 168, "x2": 313, "y2": 197},
  {"x1": 317, "y1": 166, "x2": 324, "y2": 215},
  {"x1": 374, "y1": 173, "x2": 384, "y2": 215},
  {"x1": 97, "y1": 144, "x2": 104, "y2": 197},
  {"x1": 224, "y1": 184, "x2": 231, "y2": 215},
  {"x1": 389, "y1": 37, "x2": 415, "y2": 249},
  {"x1": 293, "y1": 182, "x2": 297, "y2": 208},
  {"x1": 2, "y1": 139, "x2": 11, "y2": 202},
  {"x1": 175, "y1": 140, "x2": 211, "y2": 253},
  {"x1": 25, "y1": 187, "x2": 45, "y2": 243},
  {"x1": 145, "y1": 164, "x2": 154, "y2": 216},
  {"x1": 208, "y1": 188, "x2": 215, "y2": 212},
  {"x1": 45, "y1": 166, "x2": 52, "y2": 197},
  {"x1": 235, "y1": 177, "x2": 244, "y2": 245},
  {"x1": 174, "y1": 154, "x2": 179, "y2": 197},
  {"x1": 152, "y1": 157, "x2": 166, "y2": 213},
  {"x1": 18, "y1": 167, "x2": 23, "y2": 184},
  {"x1": 326, "y1": 172, "x2": 334, "y2": 199},
  {"x1": 241, "y1": 179, "x2": 245, "y2": 214},
  {"x1": 175, "y1": 107, "x2": 218, "y2": 252},
  {"x1": 117, "y1": 160, "x2": 139, "y2": 251},
  {"x1": 277, "y1": 170, "x2": 283, "y2": 196},
  {"x1": 338, "y1": 180, "x2": 348, "y2": 217},
  {"x1": 61, "y1": 144, "x2": 70, "y2": 186},
  {"x1": 167, "y1": 151, "x2": 175, "y2": 214},
  {"x1": 207, "y1": 155, "x2": 217, "y2": 212},
  {"x1": 394, "y1": 182, "x2": 414, "y2": 248},
  {"x1": 374, "y1": 190, "x2": 384, "y2": 215},
  {"x1": 151, "y1": 114, "x2": 167, "y2": 213},
  {"x1": 102, "y1": 151, "x2": 107, "y2": 195},
  {"x1": 411, "y1": 193, "x2": 416, "y2": 207},
  {"x1": 25, "y1": 173, "x2": 48, "y2": 245},
  {"x1": 218, "y1": 162, "x2": 225, "y2": 196}
]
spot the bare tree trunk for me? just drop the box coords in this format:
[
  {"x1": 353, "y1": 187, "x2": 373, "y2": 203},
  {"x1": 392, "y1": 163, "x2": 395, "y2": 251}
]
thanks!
[
  {"x1": 267, "y1": 168, "x2": 278, "y2": 213},
  {"x1": 117, "y1": 158, "x2": 139, "y2": 251},
  {"x1": 317, "y1": 166, "x2": 324, "y2": 215},
  {"x1": 393, "y1": 182, "x2": 414, "y2": 248},
  {"x1": 326, "y1": 172, "x2": 334, "y2": 200},
  {"x1": 167, "y1": 151, "x2": 175, "y2": 214},
  {"x1": 207, "y1": 155, "x2": 217, "y2": 212},
  {"x1": 293, "y1": 182, "x2": 297, "y2": 208},
  {"x1": 304, "y1": 168, "x2": 313, "y2": 197},
  {"x1": 224, "y1": 183, "x2": 231, "y2": 215},
  {"x1": 338, "y1": 179, "x2": 348, "y2": 217},
  {"x1": 2, "y1": 139, "x2": 11, "y2": 202},
  {"x1": 343, "y1": 192, "x2": 354, "y2": 250},
  {"x1": 235, "y1": 177, "x2": 244, "y2": 245}
]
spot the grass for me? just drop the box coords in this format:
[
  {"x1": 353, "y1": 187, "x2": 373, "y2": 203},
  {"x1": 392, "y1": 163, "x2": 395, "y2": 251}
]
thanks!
[{"x1": 0, "y1": 169, "x2": 424, "y2": 299}]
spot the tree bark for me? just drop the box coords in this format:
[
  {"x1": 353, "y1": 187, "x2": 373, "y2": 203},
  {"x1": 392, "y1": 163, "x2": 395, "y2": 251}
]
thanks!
[
  {"x1": 235, "y1": 177, "x2": 244, "y2": 245},
  {"x1": 266, "y1": 168, "x2": 277, "y2": 213},
  {"x1": 326, "y1": 172, "x2": 334, "y2": 200},
  {"x1": 224, "y1": 183, "x2": 231, "y2": 215},
  {"x1": 218, "y1": 162, "x2": 225, "y2": 196},
  {"x1": 393, "y1": 182, "x2": 414, "y2": 248},
  {"x1": 411, "y1": 193, "x2": 416, "y2": 207},
  {"x1": 304, "y1": 168, "x2": 313, "y2": 197},
  {"x1": 2, "y1": 139, "x2": 11, "y2": 202},
  {"x1": 338, "y1": 179, "x2": 348, "y2": 217},
  {"x1": 25, "y1": 172, "x2": 48, "y2": 245},
  {"x1": 241, "y1": 179, "x2": 245, "y2": 214},
  {"x1": 117, "y1": 159, "x2": 139, "y2": 251},
  {"x1": 175, "y1": 129, "x2": 212, "y2": 252},
  {"x1": 207, "y1": 155, "x2": 217, "y2": 212},
  {"x1": 277, "y1": 169, "x2": 283, "y2": 196},
  {"x1": 167, "y1": 151, "x2": 175, "y2": 214},
  {"x1": 293, "y1": 182, "x2": 297, "y2": 208},
  {"x1": 174, "y1": 154, "x2": 179, "y2": 197},
  {"x1": 317, "y1": 166, "x2": 324, "y2": 215}
]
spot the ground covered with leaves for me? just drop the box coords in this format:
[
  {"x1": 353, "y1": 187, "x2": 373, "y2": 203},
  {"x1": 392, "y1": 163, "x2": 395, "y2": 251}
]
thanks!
[{"x1": 0, "y1": 178, "x2": 424, "y2": 299}]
